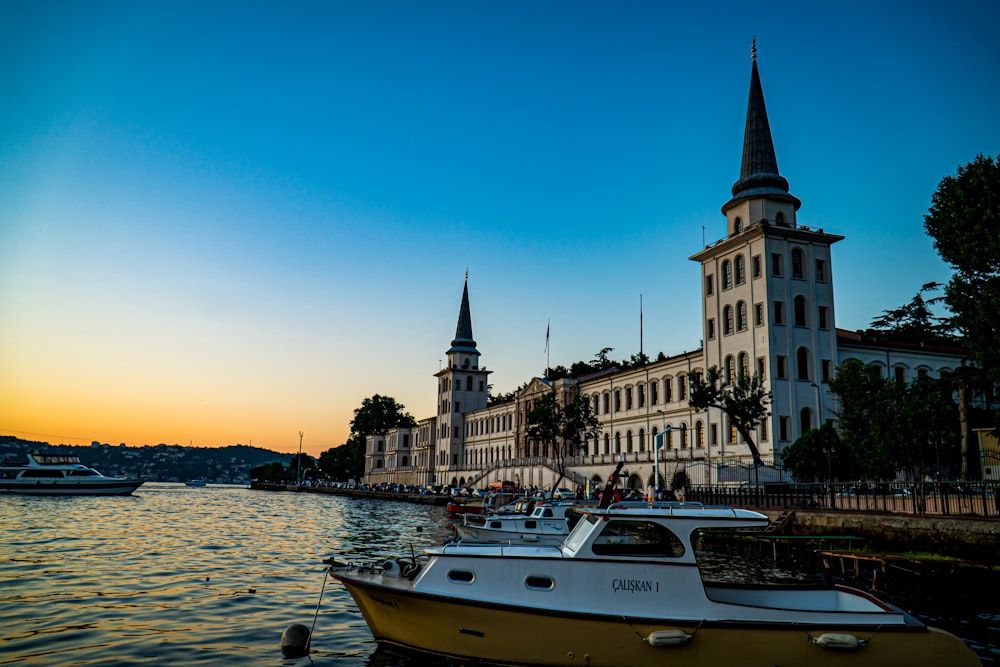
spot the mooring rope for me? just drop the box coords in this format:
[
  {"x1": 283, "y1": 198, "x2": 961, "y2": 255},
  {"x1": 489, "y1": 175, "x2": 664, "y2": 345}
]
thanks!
[{"x1": 306, "y1": 566, "x2": 331, "y2": 653}]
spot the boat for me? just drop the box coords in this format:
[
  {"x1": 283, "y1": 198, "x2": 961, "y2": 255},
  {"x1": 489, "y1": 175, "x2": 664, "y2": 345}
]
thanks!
[
  {"x1": 447, "y1": 491, "x2": 516, "y2": 517},
  {"x1": 329, "y1": 501, "x2": 981, "y2": 666},
  {"x1": 0, "y1": 451, "x2": 144, "y2": 496},
  {"x1": 185, "y1": 479, "x2": 207, "y2": 487},
  {"x1": 454, "y1": 501, "x2": 580, "y2": 545}
]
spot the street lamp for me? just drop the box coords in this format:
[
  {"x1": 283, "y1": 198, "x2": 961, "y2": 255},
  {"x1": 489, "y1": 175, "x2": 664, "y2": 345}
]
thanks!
[
  {"x1": 297, "y1": 431, "x2": 304, "y2": 486},
  {"x1": 652, "y1": 426, "x2": 672, "y2": 500}
]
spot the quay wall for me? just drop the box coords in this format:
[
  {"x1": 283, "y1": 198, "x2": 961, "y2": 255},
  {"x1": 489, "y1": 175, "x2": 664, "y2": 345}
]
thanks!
[{"x1": 773, "y1": 510, "x2": 999, "y2": 563}]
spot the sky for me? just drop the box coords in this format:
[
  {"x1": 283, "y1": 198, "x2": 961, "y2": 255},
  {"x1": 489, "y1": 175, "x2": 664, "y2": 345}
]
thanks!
[{"x1": 2, "y1": 1, "x2": 998, "y2": 457}]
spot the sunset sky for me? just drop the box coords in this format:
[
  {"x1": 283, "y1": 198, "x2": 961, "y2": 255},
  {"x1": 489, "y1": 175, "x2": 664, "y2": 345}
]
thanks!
[{"x1": 2, "y1": 1, "x2": 998, "y2": 457}]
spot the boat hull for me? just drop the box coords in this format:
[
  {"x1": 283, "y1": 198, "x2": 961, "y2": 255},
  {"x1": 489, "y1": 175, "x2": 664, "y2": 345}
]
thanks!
[
  {"x1": 0, "y1": 480, "x2": 144, "y2": 496},
  {"x1": 336, "y1": 575, "x2": 981, "y2": 667}
]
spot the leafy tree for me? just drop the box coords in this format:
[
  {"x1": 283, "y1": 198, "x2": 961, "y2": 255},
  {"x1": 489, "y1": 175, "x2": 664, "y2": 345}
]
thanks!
[
  {"x1": 688, "y1": 367, "x2": 771, "y2": 467},
  {"x1": 924, "y1": 154, "x2": 1000, "y2": 417},
  {"x1": 592, "y1": 347, "x2": 616, "y2": 370},
  {"x1": 249, "y1": 461, "x2": 287, "y2": 482},
  {"x1": 317, "y1": 394, "x2": 417, "y2": 481},
  {"x1": 526, "y1": 391, "x2": 601, "y2": 490},
  {"x1": 828, "y1": 360, "x2": 898, "y2": 479},
  {"x1": 288, "y1": 453, "x2": 317, "y2": 483},
  {"x1": 898, "y1": 374, "x2": 961, "y2": 480},
  {"x1": 782, "y1": 424, "x2": 855, "y2": 482},
  {"x1": 869, "y1": 283, "x2": 956, "y2": 344}
]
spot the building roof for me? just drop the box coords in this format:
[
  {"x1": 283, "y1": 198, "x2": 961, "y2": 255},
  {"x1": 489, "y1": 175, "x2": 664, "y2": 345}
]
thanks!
[{"x1": 448, "y1": 277, "x2": 479, "y2": 355}]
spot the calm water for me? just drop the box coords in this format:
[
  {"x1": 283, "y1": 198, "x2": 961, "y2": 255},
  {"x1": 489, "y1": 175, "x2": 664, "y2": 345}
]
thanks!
[{"x1": 1, "y1": 484, "x2": 996, "y2": 665}]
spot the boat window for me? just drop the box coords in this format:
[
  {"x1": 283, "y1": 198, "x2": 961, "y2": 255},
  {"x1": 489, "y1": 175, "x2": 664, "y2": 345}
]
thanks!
[
  {"x1": 21, "y1": 470, "x2": 65, "y2": 478},
  {"x1": 542, "y1": 509, "x2": 553, "y2": 518},
  {"x1": 591, "y1": 520, "x2": 685, "y2": 558},
  {"x1": 68, "y1": 470, "x2": 100, "y2": 476},
  {"x1": 563, "y1": 515, "x2": 600, "y2": 553},
  {"x1": 489, "y1": 521, "x2": 502, "y2": 528},
  {"x1": 447, "y1": 570, "x2": 475, "y2": 584},
  {"x1": 524, "y1": 575, "x2": 554, "y2": 591},
  {"x1": 524, "y1": 521, "x2": 537, "y2": 529}
]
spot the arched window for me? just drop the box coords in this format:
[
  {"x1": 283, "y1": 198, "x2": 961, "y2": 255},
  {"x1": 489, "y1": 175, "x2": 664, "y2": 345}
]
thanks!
[
  {"x1": 735, "y1": 255, "x2": 746, "y2": 284},
  {"x1": 794, "y1": 295, "x2": 807, "y2": 326},
  {"x1": 638, "y1": 428, "x2": 646, "y2": 452},
  {"x1": 734, "y1": 216, "x2": 743, "y2": 233},
  {"x1": 603, "y1": 433, "x2": 610, "y2": 455},
  {"x1": 626, "y1": 430, "x2": 633, "y2": 453},
  {"x1": 723, "y1": 305, "x2": 734, "y2": 335},
  {"x1": 680, "y1": 423, "x2": 688, "y2": 449},
  {"x1": 738, "y1": 352, "x2": 749, "y2": 380},
  {"x1": 722, "y1": 260, "x2": 733, "y2": 289},
  {"x1": 695, "y1": 420, "x2": 704, "y2": 448},
  {"x1": 796, "y1": 347, "x2": 810, "y2": 380},
  {"x1": 791, "y1": 248, "x2": 804, "y2": 279},
  {"x1": 615, "y1": 432, "x2": 622, "y2": 453},
  {"x1": 776, "y1": 211, "x2": 786, "y2": 225},
  {"x1": 725, "y1": 355, "x2": 736, "y2": 384},
  {"x1": 737, "y1": 300, "x2": 748, "y2": 331},
  {"x1": 800, "y1": 408, "x2": 813, "y2": 435}
]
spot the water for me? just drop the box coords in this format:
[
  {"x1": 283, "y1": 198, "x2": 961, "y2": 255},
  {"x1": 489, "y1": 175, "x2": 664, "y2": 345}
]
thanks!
[{"x1": 1, "y1": 484, "x2": 996, "y2": 665}]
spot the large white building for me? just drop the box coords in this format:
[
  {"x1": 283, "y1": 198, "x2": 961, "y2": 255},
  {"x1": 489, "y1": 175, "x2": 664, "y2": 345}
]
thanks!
[{"x1": 364, "y1": 53, "x2": 968, "y2": 492}]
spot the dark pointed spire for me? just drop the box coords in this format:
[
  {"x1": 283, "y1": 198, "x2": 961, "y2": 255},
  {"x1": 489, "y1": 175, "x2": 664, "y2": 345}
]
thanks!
[
  {"x1": 448, "y1": 275, "x2": 479, "y2": 354},
  {"x1": 724, "y1": 42, "x2": 801, "y2": 211}
]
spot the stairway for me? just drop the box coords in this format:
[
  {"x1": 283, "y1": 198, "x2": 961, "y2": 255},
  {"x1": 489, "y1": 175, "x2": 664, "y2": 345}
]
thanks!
[{"x1": 762, "y1": 510, "x2": 793, "y2": 534}]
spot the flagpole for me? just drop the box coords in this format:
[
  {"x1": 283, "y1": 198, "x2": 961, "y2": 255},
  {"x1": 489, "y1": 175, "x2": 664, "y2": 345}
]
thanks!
[{"x1": 545, "y1": 319, "x2": 550, "y2": 377}]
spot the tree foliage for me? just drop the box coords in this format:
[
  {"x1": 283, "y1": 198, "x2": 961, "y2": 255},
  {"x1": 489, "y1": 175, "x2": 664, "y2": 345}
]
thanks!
[
  {"x1": 688, "y1": 367, "x2": 771, "y2": 466},
  {"x1": 525, "y1": 390, "x2": 601, "y2": 489},
  {"x1": 781, "y1": 423, "x2": 856, "y2": 482},
  {"x1": 924, "y1": 154, "x2": 1000, "y2": 403},
  {"x1": 869, "y1": 283, "x2": 956, "y2": 344},
  {"x1": 317, "y1": 394, "x2": 417, "y2": 482}
]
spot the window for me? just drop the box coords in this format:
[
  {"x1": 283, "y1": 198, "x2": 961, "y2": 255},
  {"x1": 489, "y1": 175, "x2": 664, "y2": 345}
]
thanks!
[
  {"x1": 614, "y1": 390, "x2": 621, "y2": 411},
  {"x1": 791, "y1": 248, "x2": 804, "y2": 279},
  {"x1": 723, "y1": 306, "x2": 734, "y2": 335},
  {"x1": 771, "y1": 253, "x2": 782, "y2": 276},
  {"x1": 696, "y1": 421, "x2": 704, "y2": 448},
  {"x1": 664, "y1": 379, "x2": 673, "y2": 403},
  {"x1": 591, "y1": 520, "x2": 685, "y2": 558},
  {"x1": 754, "y1": 302, "x2": 764, "y2": 327},
  {"x1": 822, "y1": 359, "x2": 831, "y2": 382},
  {"x1": 678, "y1": 376, "x2": 687, "y2": 400},
  {"x1": 650, "y1": 382, "x2": 658, "y2": 405},
  {"x1": 707, "y1": 318, "x2": 716, "y2": 340},
  {"x1": 638, "y1": 384, "x2": 645, "y2": 408},
  {"x1": 774, "y1": 301, "x2": 784, "y2": 325},
  {"x1": 752, "y1": 255, "x2": 762, "y2": 279},
  {"x1": 779, "y1": 416, "x2": 789, "y2": 441},
  {"x1": 796, "y1": 347, "x2": 810, "y2": 380},
  {"x1": 776, "y1": 356, "x2": 787, "y2": 379},
  {"x1": 894, "y1": 366, "x2": 906, "y2": 385},
  {"x1": 735, "y1": 255, "x2": 746, "y2": 284},
  {"x1": 725, "y1": 355, "x2": 735, "y2": 384},
  {"x1": 737, "y1": 301, "x2": 748, "y2": 331},
  {"x1": 760, "y1": 419, "x2": 768, "y2": 441},
  {"x1": 818, "y1": 305, "x2": 828, "y2": 330},
  {"x1": 448, "y1": 569, "x2": 475, "y2": 583},
  {"x1": 776, "y1": 211, "x2": 786, "y2": 225},
  {"x1": 705, "y1": 275, "x2": 714, "y2": 296},
  {"x1": 794, "y1": 295, "x2": 807, "y2": 327},
  {"x1": 722, "y1": 260, "x2": 733, "y2": 290},
  {"x1": 455, "y1": 401, "x2": 461, "y2": 413},
  {"x1": 524, "y1": 575, "x2": 554, "y2": 591},
  {"x1": 602, "y1": 393, "x2": 610, "y2": 414},
  {"x1": 756, "y1": 356, "x2": 766, "y2": 379},
  {"x1": 815, "y1": 259, "x2": 826, "y2": 282},
  {"x1": 625, "y1": 388, "x2": 633, "y2": 410},
  {"x1": 739, "y1": 352, "x2": 749, "y2": 380},
  {"x1": 734, "y1": 216, "x2": 743, "y2": 233}
]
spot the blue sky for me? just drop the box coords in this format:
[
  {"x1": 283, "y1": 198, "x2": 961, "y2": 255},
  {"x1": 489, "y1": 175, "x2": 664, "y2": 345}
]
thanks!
[{"x1": 2, "y1": 1, "x2": 998, "y2": 456}]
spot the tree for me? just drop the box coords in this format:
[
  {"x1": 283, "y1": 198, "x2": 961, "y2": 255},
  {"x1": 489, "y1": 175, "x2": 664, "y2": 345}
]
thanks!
[
  {"x1": 526, "y1": 391, "x2": 601, "y2": 490},
  {"x1": 781, "y1": 423, "x2": 855, "y2": 482},
  {"x1": 350, "y1": 394, "x2": 417, "y2": 436},
  {"x1": 828, "y1": 359, "x2": 898, "y2": 479},
  {"x1": 924, "y1": 154, "x2": 1000, "y2": 420},
  {"x1": 688, "y1": 367, "x2": 771, "y2": 467},
  {"x1": 898, "y1": 374, "x2": 961, "y2": 480},
  {"x1": 869, "y1": 283, "x2": 956, "y2": 344}
]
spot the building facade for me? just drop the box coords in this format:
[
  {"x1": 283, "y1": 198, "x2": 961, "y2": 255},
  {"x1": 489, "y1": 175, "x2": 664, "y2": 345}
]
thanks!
[{"x1": 363, "y1": 53, "x2": 968, "y2": 491}]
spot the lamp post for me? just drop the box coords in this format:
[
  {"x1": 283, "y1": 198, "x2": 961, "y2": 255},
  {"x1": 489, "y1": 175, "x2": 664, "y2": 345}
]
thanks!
[
  {"x1": 653, "y1": 426, "x2": 672, "y2": 500},
  {"x1": 296, "y1": 431, "x2": 304, "y2": 486}
]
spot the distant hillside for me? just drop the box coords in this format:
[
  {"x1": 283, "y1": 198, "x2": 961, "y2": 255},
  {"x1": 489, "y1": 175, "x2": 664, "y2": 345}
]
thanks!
[{"x1": 0, "y1": 436, "x2": 293, "y2": 483}]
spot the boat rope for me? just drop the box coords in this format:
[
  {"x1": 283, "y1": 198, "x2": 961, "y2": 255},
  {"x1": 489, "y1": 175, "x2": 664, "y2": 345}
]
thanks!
[{"x1": 306, "y1": 566, "x2": 332, "y2": 653}]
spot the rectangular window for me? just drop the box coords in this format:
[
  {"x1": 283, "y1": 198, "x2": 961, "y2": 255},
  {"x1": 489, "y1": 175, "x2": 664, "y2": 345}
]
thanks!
[
  {"x1": 760, "y1": 419, "x2": 768, "y2": 442},
  {"x1": 752, "y1": 255, "x2": 762, "y2": 279},
  {"x1": 678, "y1": 376, "x2": 687, "y2": 401},
  {"x1": 818, "y1": 305, "x2": 828, "y2": 329},
  {"x1": 776, "y1": 356, "x2": 787, "y2": 379},
  {"x1": 705, "y1": 275, "x2": 714, "y2": 296},
  {"x1": 754, "y1": 302, "x2": 764, "y2": 327},
  {"x1": 664, "y1": 379, "x2": 673, "y2": 403},
  {"x1": 710, "y1": 424, "x2": 718, "y2": 445},
  {"x1": 650, "y1": 382, "x2": 658, "y2": 405},
  {"x1": 756, "y1": 356, "x2": 766, "y2": 379},
  {"x1": 815, "y1": 259, "x2": 826, "y2": 282},
  {"x1": 779, "y1": 416, "x2": 789, "y2": 441},
  {"x1": 626, "y1": 388, "x2": 633, "y2": 410},
  {"x1": 707, "y1": 318, "x2": 716, "y2": 340},
  {"x1": 774, "y1": 301, "x2": 784, "y2": 325},
  {"x1": 822, "y1": 359, "x2": 831, "y2": 382},
  {"x1": 615, "y1": 390, "x2": 621, "y2": 411},
  {"x1": 771, "y1": 252, "x2": 783, "y2": 276},
  {"x1": 638, "y1": 384, "x2": 645, "y2": 408},
  {"x1": 455, "y1": 401, "x2": 461, "y2": 413}
]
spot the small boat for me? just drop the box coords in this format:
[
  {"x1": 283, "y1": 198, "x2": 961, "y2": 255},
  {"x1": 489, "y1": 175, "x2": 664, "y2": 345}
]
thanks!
[
  {"x1": 185, "y1": 479, "x2": 207, "y2": 487},
  {"x1": 0, "y1": 451, "x2": 144, "y2": 496},
  {"x1": 447, "y1": 492, "x2": 515, "y2": 517},
  {"x1": 329, "y1": 502, "x2": 981, "y2": 666},
  {"x1": 454, "y1": 501, "x2": 580, "y2": 545}
]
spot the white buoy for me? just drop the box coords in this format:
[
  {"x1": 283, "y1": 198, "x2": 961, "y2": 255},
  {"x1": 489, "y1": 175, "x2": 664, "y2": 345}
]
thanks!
[{"x1": 281, "y1": 623, "x2": 311, "y2": 658}]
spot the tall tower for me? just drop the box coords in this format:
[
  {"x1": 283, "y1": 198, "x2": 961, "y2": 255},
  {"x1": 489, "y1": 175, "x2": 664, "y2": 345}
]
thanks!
[
  {"x1": 690, "y1": 43, "x2": 843, "y2": 460},
  {"x1": 434, "y1": 275, "x2": 491, "y2": 484}
]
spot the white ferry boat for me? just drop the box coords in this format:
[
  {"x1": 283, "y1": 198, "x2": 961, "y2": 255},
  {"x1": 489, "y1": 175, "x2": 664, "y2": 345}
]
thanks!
[
  {"x1": 0, "y1": 451, "x2": 144, "y2": 496},
  {"x1": 330, "y1": 502, "x2": 981, "y2": 666},
  {"x1": 454, "y1": 501, "x2": 579, "y2": 545}
]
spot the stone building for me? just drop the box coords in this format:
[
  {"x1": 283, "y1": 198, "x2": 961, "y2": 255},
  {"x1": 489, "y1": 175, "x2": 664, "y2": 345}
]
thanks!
[{"x1": 364, "y1": 52, "x2": 968, "y2": 491}]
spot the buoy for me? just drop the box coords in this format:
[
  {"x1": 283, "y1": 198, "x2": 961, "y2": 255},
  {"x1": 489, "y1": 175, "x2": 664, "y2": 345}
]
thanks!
[{"x1": 281, "y1": 623, "x2": 311, "y2": 658}]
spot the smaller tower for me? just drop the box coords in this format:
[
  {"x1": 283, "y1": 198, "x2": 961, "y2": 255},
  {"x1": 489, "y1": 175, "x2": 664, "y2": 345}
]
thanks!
[{"x1": 434, "y1": 274, "x2": 491, "y2": 484}]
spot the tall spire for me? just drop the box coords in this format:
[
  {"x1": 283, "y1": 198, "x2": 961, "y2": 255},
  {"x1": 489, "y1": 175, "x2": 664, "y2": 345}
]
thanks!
[
  {"x1": 448, "y1": 274, "x2": 478, "y2": 354},
  {"x1": 724, "y1": 41, "x2": 800, "y2": 212}
]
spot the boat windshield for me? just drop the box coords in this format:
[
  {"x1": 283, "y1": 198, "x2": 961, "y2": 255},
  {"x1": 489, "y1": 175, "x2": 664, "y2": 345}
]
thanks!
[{"x1": 563, "y1": 514, "x2": 600, "y2": 553}]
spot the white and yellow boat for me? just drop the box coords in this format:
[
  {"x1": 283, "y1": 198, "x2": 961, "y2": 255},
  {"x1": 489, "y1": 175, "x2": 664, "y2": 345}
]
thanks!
[{"x1": 330, "y1": 503, "x2": 981, "y2": 666}]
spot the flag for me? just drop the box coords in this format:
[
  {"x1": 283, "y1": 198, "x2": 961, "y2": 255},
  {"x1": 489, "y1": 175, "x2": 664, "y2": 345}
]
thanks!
[{"x1": 544, "y1": 320, "x2": 550, "y2": 354}]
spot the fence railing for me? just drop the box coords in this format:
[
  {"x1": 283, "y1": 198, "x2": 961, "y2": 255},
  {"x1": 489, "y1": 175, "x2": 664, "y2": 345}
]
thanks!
[{"x1": 686, "y1": 481, "x2": 1000, "y2": 519}]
